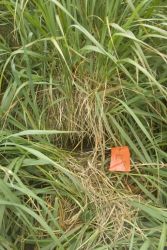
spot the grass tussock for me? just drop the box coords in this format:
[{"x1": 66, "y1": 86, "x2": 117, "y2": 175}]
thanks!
[{"x1": 0, "y1": 0, "x2": 167, "y2": 249}]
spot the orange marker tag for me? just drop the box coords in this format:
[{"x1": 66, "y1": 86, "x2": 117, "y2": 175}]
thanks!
[{"x1": 109, "y1": 146, "x2": 130, "y2": 172}]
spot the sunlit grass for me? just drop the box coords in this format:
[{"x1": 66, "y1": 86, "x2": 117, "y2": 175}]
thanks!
[{"x1": 0, "y1": 0, "x2": 167, "y2": 249}]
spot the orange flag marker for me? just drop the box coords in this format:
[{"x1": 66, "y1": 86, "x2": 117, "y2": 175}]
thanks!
[{"x1": 109, "y1": 146, "x2": 130, "y2": 172}]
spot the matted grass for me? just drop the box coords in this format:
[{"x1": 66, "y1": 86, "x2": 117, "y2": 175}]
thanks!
[{"x1": 0, "y1": 0, "x2": 167, "y2": 249}]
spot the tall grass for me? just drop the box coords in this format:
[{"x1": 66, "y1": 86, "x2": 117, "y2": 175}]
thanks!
[{"x1": 0, "y1": 0, "x2": 167, "y2": 249}]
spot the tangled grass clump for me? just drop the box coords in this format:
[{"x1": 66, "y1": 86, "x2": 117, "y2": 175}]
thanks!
[{"x1": 0, "y1": 0, "x2": 167, "y2": 249}]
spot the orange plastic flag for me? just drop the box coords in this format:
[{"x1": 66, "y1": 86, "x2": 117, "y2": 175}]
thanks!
[{"x1": 109, "y1": 146, "x2": 130, "y2": 172}]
